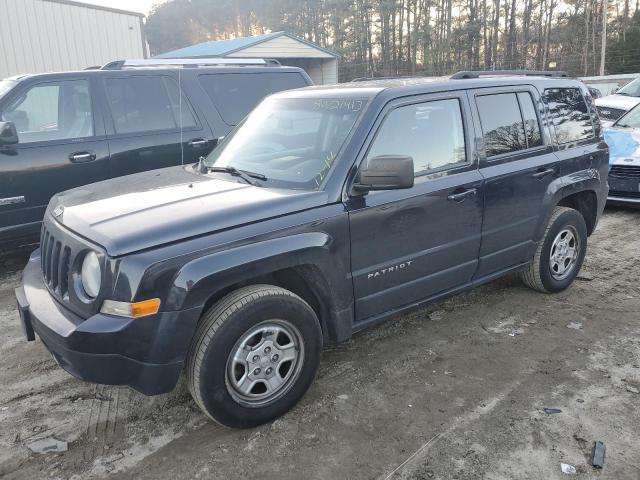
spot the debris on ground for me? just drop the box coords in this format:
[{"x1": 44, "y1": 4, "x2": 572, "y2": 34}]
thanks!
[
  {"x1": 626, "y1": 385, "x2": 640, "y2": 394},
  {"x1": 560, "y1": 463, "x2": 577, "y2": 475},
  {"x1": 543, "y1": 408, "x2": 562, "y2": 414},
  {"x1": 566, "y1": 322, "x2": 583, "y2": 330},
  {"x1": 27, "y1": 437, "x2": 68, "y2": 454},
  {"x1": 591, "y1": 441, "x2": 606, "y2": 469},
  {"x1": 575, "y1": 275, "x2": 593, "y2": 281}
]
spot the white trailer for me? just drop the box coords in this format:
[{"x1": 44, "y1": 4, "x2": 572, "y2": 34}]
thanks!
[{"x1": 0, "y1": 0, "x2": 148, "y2": 79}]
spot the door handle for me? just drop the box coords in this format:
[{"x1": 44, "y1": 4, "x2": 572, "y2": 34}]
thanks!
[
  {"x1": 188, "y1": 138, "x2": 208, "y2": 148},
  {"x1": 69, "y1": 151, "x2": 96, "y2": 163},
  {"x1": 532, "y1": 167, "x2": 556, "y2": 179},
  {"x1": 447, "y1": 188, "x2": 477, "y2": 202}
]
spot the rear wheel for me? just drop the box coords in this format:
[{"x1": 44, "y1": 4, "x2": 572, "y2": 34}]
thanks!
[
  {"x1": 186, "y1": 285, "x2": 322, "y2": 428},
  {"x1": 520, "y1": 206, "x2": 588, "y2": 293}
]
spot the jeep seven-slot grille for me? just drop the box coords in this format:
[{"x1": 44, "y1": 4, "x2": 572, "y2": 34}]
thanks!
[
  {"x1": 40, "y1": 225, "x2": 71, "y2": 297},
  {"x1": 609, "y1": 165, "x2": 640, "y2": 178},
  {"x1": 597, "y1": 106, "x2": 626, "y2": 122}
]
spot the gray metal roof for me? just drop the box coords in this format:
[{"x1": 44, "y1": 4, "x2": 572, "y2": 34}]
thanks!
[{"x1": 156, "y1": 31, "x2": 340, "y2": 59}]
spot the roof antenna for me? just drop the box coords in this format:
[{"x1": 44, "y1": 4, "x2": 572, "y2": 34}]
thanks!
[{"x1": 179, "y1": 66, "x2": 184, "y2": 166}]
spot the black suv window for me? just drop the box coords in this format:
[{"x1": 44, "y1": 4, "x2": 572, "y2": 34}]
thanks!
[
  {"x1": 199, "y1": 72, "x2": 308, "y2": 126},
  {"x1": 476, "y1": 92, "x2": 542, "y2": 157},
  {"x1": 366, "y1": 98, "x2": 467, "y2": 176},
  {"x1": 1, "y1": 79, "x2": 93, "y2": 143},
  {"x1": 544, "y1": 88, "x2": 594, "y2": 144},
  {"x1": 104, "y1": 76, "x2": 196, "y2": 135}
]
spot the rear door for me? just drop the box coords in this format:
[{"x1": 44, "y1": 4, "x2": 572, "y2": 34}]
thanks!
[
  {"x1": 0, "y1": 75, "x2": 109, "y2": 241},
  {"x1": 469, "y1": 86, "x2": 562, "y2": 278},
  {"x1": 347, "y1": 92, "x2": 484, "y2": 322},
  {"x1": 100, "y1": 72, "x2": 212, "y2": 178}
]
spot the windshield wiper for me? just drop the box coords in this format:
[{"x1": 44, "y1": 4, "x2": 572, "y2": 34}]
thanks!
[{"x1": 206, "y1": 165, "x2": 267, "y2": 186}]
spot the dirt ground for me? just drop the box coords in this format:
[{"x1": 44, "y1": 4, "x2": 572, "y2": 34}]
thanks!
[{"x1": 1, "y1": 207, "x2": 639, "y2": 480}]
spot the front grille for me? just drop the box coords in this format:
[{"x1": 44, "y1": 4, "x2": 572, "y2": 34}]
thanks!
[
  {"x1": 609, "y1": 190, "x2": 640, "y2": 199},
  {"x1": 40, "y1": 225, "x2": 71, "y2": 298},
  {"x1": 609, "y1": 165, "x2": 640, "y2": 178},
  {"x1": 597, "y1": 106, "x2": 626, "y2": 121}
]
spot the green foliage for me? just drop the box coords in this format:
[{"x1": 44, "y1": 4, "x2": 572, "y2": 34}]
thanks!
[{"x1": 606, "y1": 11, "x2": 640, "y2": 73}]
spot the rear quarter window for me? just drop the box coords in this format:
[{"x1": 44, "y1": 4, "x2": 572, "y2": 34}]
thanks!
[
  {"x1": 544, "y1": 87, "x2": 594, "y2": 144},
  {"x1": 198, "y1": 72, "x2": 308, "y2": 126}
]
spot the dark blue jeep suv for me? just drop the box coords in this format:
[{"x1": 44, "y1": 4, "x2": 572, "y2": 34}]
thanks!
[{"x1": 15, "y1": 72, "x2": 608, "y2": 428}]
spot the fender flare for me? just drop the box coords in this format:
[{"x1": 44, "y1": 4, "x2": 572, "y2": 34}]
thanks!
[
  {"x1": 534, "y1": 168, "x2": 601, "y2": 241},
  {"x1": 166, "y1": 232, "x2": 348, "y2": 316}
]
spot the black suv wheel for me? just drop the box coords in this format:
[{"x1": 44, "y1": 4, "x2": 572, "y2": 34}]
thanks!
[
  {"x1": 186, "y1": 285, "x2": 322, "y2": 428},
  {"x1": 520, "y1": 206, "x2": 588, "y2": 293}
]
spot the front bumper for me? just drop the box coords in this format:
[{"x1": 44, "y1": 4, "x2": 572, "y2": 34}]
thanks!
[
  {"x1": 15, "y1": 249, "x2": 201, "y2": 395},
  {"x1": 607, "y1": 174, "x2": 640, "y2": 205}
]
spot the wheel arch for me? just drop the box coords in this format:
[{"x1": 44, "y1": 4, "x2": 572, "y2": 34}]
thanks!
[
  {"x1": 536, "y1": 172, "x2": 602, "y2": 241},
  {"x1": 557, "y1": 189, "x2": 598, "y2": 235},
  {"x1": 166, "y1": 233, "x2": 354, "y2": 343}
]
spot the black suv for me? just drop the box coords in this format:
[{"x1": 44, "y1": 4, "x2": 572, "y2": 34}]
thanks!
[
  {"x1": 0, "y1": 59, "x2": 311, "y2": 245},
  {"x1": 16, "y1": 72, "x2": 608, "y2": 428}
]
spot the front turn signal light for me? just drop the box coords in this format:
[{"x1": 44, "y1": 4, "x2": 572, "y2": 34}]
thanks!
[{"x1": 100, "y1": 298, "x2": 161, "y2": 318}]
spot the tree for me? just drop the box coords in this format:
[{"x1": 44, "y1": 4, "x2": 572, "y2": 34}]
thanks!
[{"x1": 145, "y1": 0, "x2": 640, "y2": 79}]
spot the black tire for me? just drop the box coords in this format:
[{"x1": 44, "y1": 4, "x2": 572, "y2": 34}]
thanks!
[
  {"x1": 520, "y1": 206, "x2": 588, "y2": 293},
  {"x1": 186, "y1": 284, "x2": 322, "y2": 428}
]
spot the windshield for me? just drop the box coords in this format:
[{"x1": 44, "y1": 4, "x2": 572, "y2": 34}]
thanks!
[
  {"x1": 204, "y1": 96, "x2": 367, "y2": 190},
  {"x1": 616, "y1": 104, "x2": 640, "y2": 128},
  {"x1": 0, "y1": 80, "x2": 16, "y2": 100},
  {"x1": 617, "y1": 78, "x2": 640, "y2": 97}
]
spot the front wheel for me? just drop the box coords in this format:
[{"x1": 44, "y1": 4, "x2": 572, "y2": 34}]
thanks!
[
  {"x1": 186, "y1": 285, "x2": 322, "y2": 428},
  {"x1": 520, "y1": 206, "x2": 588, "y2": 293}
]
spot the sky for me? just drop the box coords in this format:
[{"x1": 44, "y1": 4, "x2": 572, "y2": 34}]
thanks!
[{"x1": 79, "y1": 0, "x2": 166, "y2": 15}]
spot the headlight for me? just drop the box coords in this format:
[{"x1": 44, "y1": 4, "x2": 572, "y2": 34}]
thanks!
[{"x1": 81, "y1": 251, "x2": 101, "y2": 298}]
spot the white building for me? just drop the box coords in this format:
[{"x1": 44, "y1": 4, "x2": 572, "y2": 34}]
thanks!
[
  {"x1": 156, "y1": 32, "x2": 340, "y2": 85},
  {"x1": 0, "y1": 0, "x2": 148, "y2": 79}
]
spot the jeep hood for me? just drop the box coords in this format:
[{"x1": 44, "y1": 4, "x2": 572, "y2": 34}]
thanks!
[{"x1": 50, "y1": 166, "x2": 328, "y2": 256}]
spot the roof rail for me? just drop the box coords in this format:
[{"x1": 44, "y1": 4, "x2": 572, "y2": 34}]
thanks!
[
  {"x1": 451, "y1": 70, "x2": 571, "y2": 79},
  {"x1": 100, "y1": 58, "x2": 282, "y2": 70},
  {"x1": 351, "y1": 75, "x2": 418, "y2": 82}
]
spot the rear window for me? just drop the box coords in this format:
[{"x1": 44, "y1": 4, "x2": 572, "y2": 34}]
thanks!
[
  {"x1": 199, "y1": 72, "x2": 308, "y2": 126},
  {"x1": 476, "y1": 92, "x2": 543, "y2": 157},
  {"x1": 544, "y1": 88, "x2": 594, "y2": 144}
]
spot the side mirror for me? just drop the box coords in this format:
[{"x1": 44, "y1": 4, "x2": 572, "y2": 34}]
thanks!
[
  {"x1": 0, "y1": 121, "x2": 18, "y2": 146},
  {"x1": 352, "y1": 155, "x2": 414, "y2": 193}
]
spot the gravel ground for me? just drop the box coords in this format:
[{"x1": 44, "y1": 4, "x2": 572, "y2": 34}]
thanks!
[{"x1": 1, "y1": 207, "x2": 639, "y2": 480}]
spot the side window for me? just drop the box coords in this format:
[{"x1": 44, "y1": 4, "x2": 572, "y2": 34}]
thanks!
[
  {"x1": 198, "y1": 72, "x2": 308, "y2": 126},
  {"x1": 0, "y1": 80, "x2": 93, "y2": 143},
  {"x1": 163, "y1": 77, "x2": 197, "y2": 129},
  {"x1": 366, "y1": 98, "x2": 467, "y2": 176},
  {"x1": 517, "y1": 92, "x2": 543, "y2": 148},
  {"x1": 104, "y1": 76, "x2": 194, "y2": 135},
  {"x1": 476, "y1": 92, "x2": 543, "y2": 157},
  {"x1": 544, "y1": 87, "x2": 594, "y2": 144},
  {"x1": 477, "y1": 93, "x2": 525, "y2": 157}
]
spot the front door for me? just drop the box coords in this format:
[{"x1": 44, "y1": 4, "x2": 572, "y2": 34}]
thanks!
[
  {"x1": 346, "y1": 93, "x2": 484, "y2": 322},
  {"x1": 0, "y1": 76, "x2": 109, "y2": 242}
]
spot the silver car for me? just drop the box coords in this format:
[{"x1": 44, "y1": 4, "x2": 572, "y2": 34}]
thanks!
[{"x1": 595, "y1": 78, "x2": 640, "y2": 126}]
